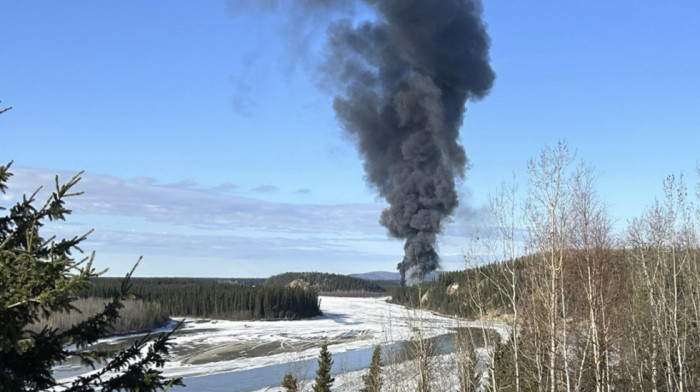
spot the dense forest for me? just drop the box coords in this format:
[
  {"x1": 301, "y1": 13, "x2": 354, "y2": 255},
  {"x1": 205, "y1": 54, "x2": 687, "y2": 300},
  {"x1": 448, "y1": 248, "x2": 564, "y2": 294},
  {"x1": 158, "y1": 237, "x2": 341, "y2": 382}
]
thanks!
[
  {"x1": 82, "y1": 277, "x2": 321, "y2": 320},
  {"x1": 264, "y1": 272, "x2": 387, "y2": 295}
]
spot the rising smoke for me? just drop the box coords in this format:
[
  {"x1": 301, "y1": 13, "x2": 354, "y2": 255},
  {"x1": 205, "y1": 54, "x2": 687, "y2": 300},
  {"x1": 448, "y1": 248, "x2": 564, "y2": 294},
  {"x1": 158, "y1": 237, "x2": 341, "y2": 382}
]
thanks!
[
  {"x1": 229, "y1": 0, "x2": 494, "y2": 285},
  {"x1": 324, "y1": 0, "x2": 495, "y2": 284}
]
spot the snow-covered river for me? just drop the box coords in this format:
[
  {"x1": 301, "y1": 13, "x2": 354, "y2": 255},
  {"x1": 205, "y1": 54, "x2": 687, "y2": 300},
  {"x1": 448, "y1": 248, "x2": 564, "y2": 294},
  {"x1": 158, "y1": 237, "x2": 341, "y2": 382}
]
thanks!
[{"x1": 55, "y1": 296, "x2": 507, "y2": 391}]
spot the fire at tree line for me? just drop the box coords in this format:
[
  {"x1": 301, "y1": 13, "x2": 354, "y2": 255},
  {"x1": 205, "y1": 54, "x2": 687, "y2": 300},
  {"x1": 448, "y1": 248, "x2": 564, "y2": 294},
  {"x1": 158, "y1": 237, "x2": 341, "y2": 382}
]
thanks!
[{"x1": 4, "y1": 140, "x2": 700, "y2": 391}]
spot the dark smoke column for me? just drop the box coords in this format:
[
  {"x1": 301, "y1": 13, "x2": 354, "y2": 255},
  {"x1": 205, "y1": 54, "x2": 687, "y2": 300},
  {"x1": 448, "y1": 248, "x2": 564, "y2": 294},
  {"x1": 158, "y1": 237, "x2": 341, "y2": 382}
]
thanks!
[{"x1": 326, "y1": 0, "x2": 495, "y2": 285}]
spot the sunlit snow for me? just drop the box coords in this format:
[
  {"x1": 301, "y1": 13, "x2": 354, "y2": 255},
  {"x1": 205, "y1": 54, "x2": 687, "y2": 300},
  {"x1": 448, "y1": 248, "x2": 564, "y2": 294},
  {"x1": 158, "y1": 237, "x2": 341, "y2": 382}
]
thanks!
[{"x1": 55, "y1": 296, "x2": 507, "y2": 391}]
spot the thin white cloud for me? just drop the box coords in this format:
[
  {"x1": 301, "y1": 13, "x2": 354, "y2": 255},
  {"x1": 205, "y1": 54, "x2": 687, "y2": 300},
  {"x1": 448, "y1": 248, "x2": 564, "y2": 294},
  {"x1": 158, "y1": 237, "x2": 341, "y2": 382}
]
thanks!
[
  {"x1": 3, "y1": 166, "x2": 481, "y2": 276},
  {"x1": 6, "y1": 167, "x2": 379, "y2": 232},
  {"x1": 165, "y1": 179, "x2": 199, "y2": 188},
  {"x1": 212, "y1": 182, "x2": 238, "y2": 193},
  {"x1": 3, "y1": 166, "x2": 401, "y2": 275},
  {"x1": 251, "y1": 184, "x2": 278, "y2": 193}
]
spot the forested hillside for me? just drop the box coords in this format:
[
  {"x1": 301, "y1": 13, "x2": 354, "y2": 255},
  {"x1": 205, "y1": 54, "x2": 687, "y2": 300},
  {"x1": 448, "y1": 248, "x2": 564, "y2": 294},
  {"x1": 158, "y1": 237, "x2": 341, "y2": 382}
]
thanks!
[
  {"x1": 83, "y1": 278, "x2": 321, "y2": 320},
  {"x1": 391, "y1": 258, "x2": 528, "y2": 319},
  {"x1": 264, "y1": 272, "x2": 387, "y2": 295}
]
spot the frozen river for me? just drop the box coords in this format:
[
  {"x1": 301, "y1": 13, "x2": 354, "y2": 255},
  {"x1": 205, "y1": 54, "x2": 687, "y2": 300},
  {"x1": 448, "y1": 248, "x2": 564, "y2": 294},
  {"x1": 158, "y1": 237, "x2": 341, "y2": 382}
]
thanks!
[{"x1": 55, "y1": 296, "x2": 507, "y2": 391}]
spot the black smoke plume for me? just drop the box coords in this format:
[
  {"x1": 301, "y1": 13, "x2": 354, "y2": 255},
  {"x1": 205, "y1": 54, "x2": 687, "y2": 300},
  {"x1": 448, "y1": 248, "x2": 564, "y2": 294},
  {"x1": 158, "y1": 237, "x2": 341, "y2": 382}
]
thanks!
[{"x1": 325, "y1": 0, "x2": 495, "y2": 284}]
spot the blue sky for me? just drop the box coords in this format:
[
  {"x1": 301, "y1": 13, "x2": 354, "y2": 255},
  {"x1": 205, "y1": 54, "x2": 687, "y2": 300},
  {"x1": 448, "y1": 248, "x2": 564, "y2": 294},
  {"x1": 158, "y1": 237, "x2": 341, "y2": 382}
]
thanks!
[{"x1": 2, "y1": 1, "x2": 699, "y2": 277}]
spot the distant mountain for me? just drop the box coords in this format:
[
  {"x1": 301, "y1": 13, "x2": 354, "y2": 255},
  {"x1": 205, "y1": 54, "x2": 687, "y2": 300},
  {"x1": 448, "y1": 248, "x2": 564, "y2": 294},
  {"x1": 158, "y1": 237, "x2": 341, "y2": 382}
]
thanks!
[
  {"x1": 349, "y1": 271, "x2": 401, "y2": 281},
  {"x1": 350, "y1": 270, "x2": 447, "y2": 282}
]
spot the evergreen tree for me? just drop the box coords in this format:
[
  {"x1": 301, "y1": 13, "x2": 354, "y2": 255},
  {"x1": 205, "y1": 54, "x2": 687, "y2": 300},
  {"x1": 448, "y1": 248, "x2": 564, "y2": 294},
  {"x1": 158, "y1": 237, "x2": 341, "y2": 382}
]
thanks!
[
  {"x1": 488, "y1": 334, "x2": 536, "y2": 392},
  {"x1": 79, "y1": 278, "x2": 321, "y2": 321},
  {"x1": 281, "y1": 371, "x2": 299, "y2": 392},
  {"x1": 0, "y1": 162, "x2": 182, "y2": 391},
  {"x1": 360, "y1": 345, "x2": 382, "y2": 392},
  {"x1": 312, "y1": 339, "x2": 334, "y2": 392}
]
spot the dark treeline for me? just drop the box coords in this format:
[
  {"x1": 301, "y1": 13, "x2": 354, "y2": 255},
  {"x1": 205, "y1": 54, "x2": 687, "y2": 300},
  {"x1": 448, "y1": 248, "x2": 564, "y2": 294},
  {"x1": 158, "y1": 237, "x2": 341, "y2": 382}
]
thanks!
[
  {"x1": 264, "y1": 272, "x2": 387, "y2": 294},
  {"x1": 82, "y1": 278, "x2": 321, "y2": 320},
  {"x1": 79, "y1": 271, "x2": 389, "y2": 323},
  {"x1": 374, "y1": 279, "x2": 402, "y2": 292}
]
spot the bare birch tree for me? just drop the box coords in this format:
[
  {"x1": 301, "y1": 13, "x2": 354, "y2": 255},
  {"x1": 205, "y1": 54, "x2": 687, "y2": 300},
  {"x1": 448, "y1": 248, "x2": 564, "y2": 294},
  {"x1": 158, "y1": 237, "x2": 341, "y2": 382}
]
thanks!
[
  {"x1": 477, "y1": 177, "x2": 524, "y2": 392},
  {"x1": 524, "y1": 140, "x2": 575, "y2": 392},
  {"x1": 624, "y1": 173, "x2": 700, "y2": 392},
  {"x1": 567, "y1": 163, "x2": 621, "y2": 392}
]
